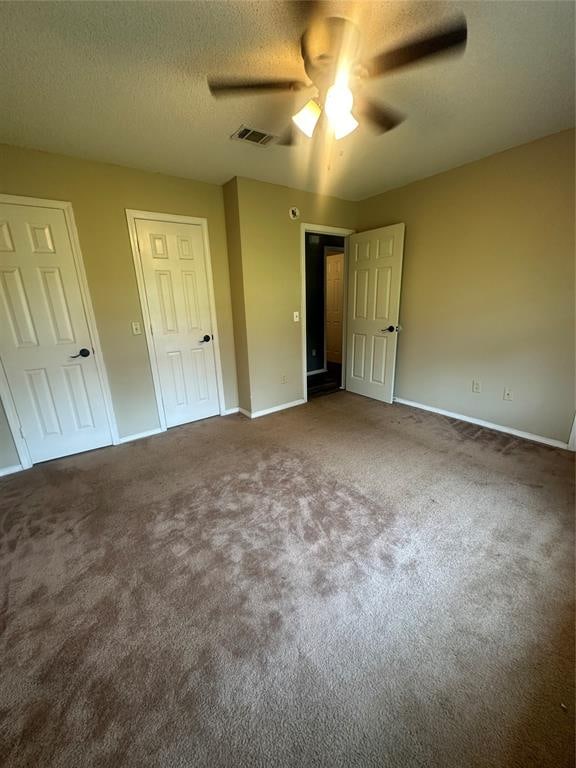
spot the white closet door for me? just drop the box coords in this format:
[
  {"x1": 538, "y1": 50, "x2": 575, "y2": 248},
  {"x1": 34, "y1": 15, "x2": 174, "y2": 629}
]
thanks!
[
  {"x1": 0, "y1": 203, "x2": 112, "y2": 462},
  {"x1": 135, "y1": 218, "x2": 220, "y2": 427}
]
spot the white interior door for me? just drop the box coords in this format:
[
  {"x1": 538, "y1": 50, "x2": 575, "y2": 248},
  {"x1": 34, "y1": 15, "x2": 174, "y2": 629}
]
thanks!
[
  {"x1": 135, "y1": 217, "x2": 220, "y2": 427},
  {"x1": 345, "y1": 224, "x2": 405, "y2": 403},
  {"x1": 0, "y1": 202, "x2": 112, "y2": 463},
  {"x1": 325, "y1": 249, "x2": 344, "y2": 364}
]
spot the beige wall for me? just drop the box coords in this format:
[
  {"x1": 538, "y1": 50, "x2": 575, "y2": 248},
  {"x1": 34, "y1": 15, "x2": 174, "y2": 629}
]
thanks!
[
  {"x1": 223, "y1": 178, "x2": 251, "y2": 412},
  {"x1": 231, "y1": 177, "x2": 358, "y2": 413},
  {"x1": 358, "y1": 129, "x2": 575, "y2": 442},
  {"x1": 1, "y1": 129, "x2": 573, "y2": 470},
  {"x1": 0, "y1": 144, "x2": 238, "y2": 462}
]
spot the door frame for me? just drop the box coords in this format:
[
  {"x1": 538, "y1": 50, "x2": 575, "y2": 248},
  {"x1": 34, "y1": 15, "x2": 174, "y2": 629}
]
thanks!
[
  {"x1": 0, "y1": 193, "x2": 119, "y2": 471},
  {"x1": 300, "y1": 223, "x2": 355, "y2": 403},
  {"x1": 125, "y1": 209, "x2": 226, "y2": 430}
]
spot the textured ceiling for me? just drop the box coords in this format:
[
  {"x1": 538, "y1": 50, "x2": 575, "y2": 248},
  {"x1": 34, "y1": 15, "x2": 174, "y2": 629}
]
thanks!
[{"x1": 0, "y1": 1, "x2": 574, "y2": 200}]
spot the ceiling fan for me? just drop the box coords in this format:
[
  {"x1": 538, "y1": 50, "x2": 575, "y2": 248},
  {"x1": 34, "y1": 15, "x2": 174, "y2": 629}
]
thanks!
[{"x1": 207, "y1": 11, "x2": 467, "y2": 144}]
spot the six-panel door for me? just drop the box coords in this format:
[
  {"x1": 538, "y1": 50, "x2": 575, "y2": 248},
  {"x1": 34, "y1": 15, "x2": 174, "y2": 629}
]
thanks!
[
  {"x1": 345, "y1": 224, "x2": 405, "y2": 403},
  {"x1": 135, "y1": 218, "x2": 220, "y2": 427},
  {"x1": 0, "y1": 203, "x2": 112, "y2": 462}
]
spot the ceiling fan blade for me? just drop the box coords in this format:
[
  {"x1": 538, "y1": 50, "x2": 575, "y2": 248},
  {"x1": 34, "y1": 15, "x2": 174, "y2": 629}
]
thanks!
[
  {"x1": 356, "y1": 98, "x2": 404, "y2": 134},
  {"x1": 364, "y1": 18, "x2": 467, "y2": 78},
  {"x1": 208, "y1": 79, "x2": 308, "y2": 98},
  {"x1": 290, "y1": 0, "x2": 324, "y2": 24},
  {"x1": 277, "y1": 125, "x2": 298, "y2": 146}
]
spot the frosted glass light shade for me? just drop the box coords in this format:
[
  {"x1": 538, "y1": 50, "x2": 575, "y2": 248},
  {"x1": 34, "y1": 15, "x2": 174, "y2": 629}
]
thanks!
[
  {"x1": 292, "y1": 99, "x2": 321, "y2": 138},
  {"x1": 332, "y1": 110, "x2": 358, "y2": 139},
  {"x1": 325, "y1": 80, "x2": 358, "y2": 139}
]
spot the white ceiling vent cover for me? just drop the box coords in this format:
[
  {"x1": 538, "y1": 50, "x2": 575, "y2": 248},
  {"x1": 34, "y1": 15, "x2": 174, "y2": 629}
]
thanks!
[{"x1": 231, "y1": 125, "x2": 276, "y2": 147}]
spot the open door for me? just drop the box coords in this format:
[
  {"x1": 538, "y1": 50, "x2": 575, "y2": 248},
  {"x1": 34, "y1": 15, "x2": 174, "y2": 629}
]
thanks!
[{"x1": 345, "y1": 224, "x2": 405, "y2": 403}]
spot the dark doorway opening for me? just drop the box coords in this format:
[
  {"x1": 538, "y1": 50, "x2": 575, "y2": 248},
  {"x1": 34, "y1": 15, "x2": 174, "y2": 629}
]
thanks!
[{"x1": 305, "y1": 232, "x2": 345, "y2": 399}]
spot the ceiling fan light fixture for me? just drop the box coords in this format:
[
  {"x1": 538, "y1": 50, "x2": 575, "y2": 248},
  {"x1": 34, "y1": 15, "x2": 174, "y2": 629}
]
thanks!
[
  {"x1": 324, "y1": 73, "x2": 358, "y2": 139},
  {"x1": 291, "y1": 99, "x2": 321, "y2": 138}
]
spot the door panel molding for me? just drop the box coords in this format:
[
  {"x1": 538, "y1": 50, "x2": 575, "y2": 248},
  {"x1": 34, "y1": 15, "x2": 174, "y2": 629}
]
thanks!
[
  {"x1": 125, "y1": 209, "x2": 226, "y2": 430},
  {"x1": 0, "y1": 194, "x2": 119, "y2": 470}
]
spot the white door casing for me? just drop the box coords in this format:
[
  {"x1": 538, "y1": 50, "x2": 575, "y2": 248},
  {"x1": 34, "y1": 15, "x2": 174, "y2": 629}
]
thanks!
[
  {"x1": 0, "y1": 200, "x2": 114, "y2": 463},
  {"x1": 133, "y1": 216, "x2": 221, "y2": 428},
  {"x1": 325, "y1": 249, "x2": 344, "y2": 364},
  {"x1": 345, "y1": 224, "x2": 405, "y2": 403}
]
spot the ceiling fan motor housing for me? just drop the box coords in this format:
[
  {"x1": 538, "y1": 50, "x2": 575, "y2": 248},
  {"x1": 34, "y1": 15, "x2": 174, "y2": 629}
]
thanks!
[{"x1": 301, "y1": 17, "x2": 361, "y2": 93}]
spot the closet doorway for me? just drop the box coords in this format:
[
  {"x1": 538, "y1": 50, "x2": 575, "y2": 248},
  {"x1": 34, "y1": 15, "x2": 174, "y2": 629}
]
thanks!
[{"x1": 302, "y1": 227, "x2": 351, "y2": 399}]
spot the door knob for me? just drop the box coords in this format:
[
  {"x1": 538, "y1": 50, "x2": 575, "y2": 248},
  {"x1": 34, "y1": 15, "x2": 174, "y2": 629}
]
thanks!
[
  {"x1": 199, "y1": 334, "x2": 212, "y2": 343},
  {"x1": 70, "y1": 348, "x2": 91, "y2": 358},
  {"x1": 380, "y1": 325, "x2": 397, "y2": 333}
]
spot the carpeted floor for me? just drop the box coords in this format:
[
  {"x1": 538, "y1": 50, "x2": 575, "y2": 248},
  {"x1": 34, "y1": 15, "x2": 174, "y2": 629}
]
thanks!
[{"x1": 1, "y1": 392, "x2": 574, "y2": 768}]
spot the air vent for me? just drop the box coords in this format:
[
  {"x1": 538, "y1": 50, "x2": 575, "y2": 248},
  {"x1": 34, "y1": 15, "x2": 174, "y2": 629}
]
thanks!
[{"x1": 231, "y1": 125, "x2": 276, "y2": 147}]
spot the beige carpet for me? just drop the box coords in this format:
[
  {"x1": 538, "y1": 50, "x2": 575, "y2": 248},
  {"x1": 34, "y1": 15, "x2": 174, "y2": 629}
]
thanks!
[{"x1": 1, "y1": 392, "x2": 574, "y2": 767}]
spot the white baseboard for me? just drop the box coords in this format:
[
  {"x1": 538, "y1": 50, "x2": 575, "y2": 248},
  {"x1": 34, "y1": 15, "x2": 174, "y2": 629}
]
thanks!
[
  {"x1": 393, "y1": 397, "x2": 571, "y2": 450},
  {"x1": 115, "y1": 427, "x2": 164, "y2": 445},
  {"x1": 240, "y1": 399, "x2": 306, "y2": 420},
  {"x1": 307, "y1": 368, "x2": 327, "y2": 376},
  {"x1": 221, "y1": 407, "x2": 240, "y2": 416},
  {"x1": 0, "y1": 463, "x2": 24, "y2": 477}
]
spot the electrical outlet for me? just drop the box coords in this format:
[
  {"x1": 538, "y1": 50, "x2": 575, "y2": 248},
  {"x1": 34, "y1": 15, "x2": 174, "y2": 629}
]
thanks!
[
  {"x1": 293, "y1": 311, "x2": 300, "y2": 322},
  {"x1": 131, "y1": 321, "x2": 142, "y2": 335},
  {"x1": 503, "y1": 387, "x2": 513, "y2": 401},
  {"x1": 472, "y1": 379, "x2": 481, "y2": 394}
]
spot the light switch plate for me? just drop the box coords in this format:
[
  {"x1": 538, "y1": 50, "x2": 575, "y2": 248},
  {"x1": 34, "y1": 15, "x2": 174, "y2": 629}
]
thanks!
[
  {"x1": 293, "y1": 311, "x2": 300, "y2": 322},
  {"x1": 131, "y1": 321, "x2": 142, "y2": 335}
]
